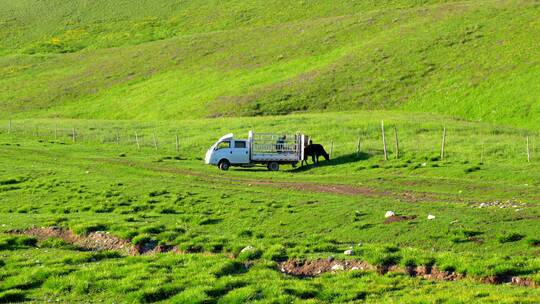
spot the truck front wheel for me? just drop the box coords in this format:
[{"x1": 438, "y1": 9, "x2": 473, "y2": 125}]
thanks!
[
  {"x1": 218, "y1": 160, "x2": 230, "y2": 171},
  {"x1": 267, "y1": 162, "x2": 279, "y2": 171}
]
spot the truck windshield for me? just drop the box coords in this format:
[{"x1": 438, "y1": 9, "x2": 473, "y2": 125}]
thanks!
[{"x1": 216, "y1": 141, "x2": 230, "y2": 150}]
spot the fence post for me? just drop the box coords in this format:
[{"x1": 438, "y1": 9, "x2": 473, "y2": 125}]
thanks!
[
  {"x1": 527, "y1": 136, "x2": 531, "y2": 163},
  {"x1": 481, "y1": 141, "x2": 485, "y2": 163},
  {"x1": 72, "y1": 128, "x2": 76, "y2": 142},
  {"x1": 356, "y1": 136, "x2": 361, "y2": 158},
  {"x1": 135, "y1": 131, "x2": 140, "y2": 150},
  {"x1": 152, "y1": 131, "x2": 158, "y2": 151},
  {"x1": 441, "y1": 127, "x2": 446, "y2": 160},
  {"x1": 381, "y1": 120, "x2": 388, "y2": 161},
  {"x1": 175, "y1": 134, "x2": 180, "y2": 154},
  {"x1": 393, "y1": 127, "x2": 399, "y2": 159}
]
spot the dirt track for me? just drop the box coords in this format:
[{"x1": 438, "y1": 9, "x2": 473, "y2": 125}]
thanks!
[{"x1": 104, "y1": 158, "x2": 442, "y2": 203}]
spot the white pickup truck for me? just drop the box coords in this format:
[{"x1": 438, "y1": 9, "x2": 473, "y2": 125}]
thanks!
[{"x1": 205, "y1": 131, "x2": 306, "y2": 171}]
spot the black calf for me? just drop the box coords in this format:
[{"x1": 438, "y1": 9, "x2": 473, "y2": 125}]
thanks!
[{"x1": 302, "y1": 144, "x2": 330, "y2": 166}]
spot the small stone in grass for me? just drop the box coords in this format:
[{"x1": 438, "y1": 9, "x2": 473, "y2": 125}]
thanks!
[
  {"x1": 427, "y1": 214, "x2": 436, "y2": 220},
  {"x1": 331, "y1": 264, "x2": 344, "y2": 271},
  {"x1": 385, "y1": 211, "x2": 395, "y2": 218},
  {"x1": 344, "y1": 249, "x2": 354, "y2": 255},
  {"x1": 240, "y1": 245, "x2": 254, "y2": 253}
]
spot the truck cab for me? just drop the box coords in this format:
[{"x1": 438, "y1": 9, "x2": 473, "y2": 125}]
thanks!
[{"x1": 205, "y1": 134, "x2": 250, "y2": 170}]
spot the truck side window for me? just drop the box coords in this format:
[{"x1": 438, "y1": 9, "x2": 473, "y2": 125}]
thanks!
[
  {"x1": 234, "y1": 141, "x2": 246, "y2": 149},
  {"x1": 217, "y1": 141, "x2": 230, "y2": 150}
]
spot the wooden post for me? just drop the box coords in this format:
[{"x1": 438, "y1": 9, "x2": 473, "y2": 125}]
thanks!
[
  {"x1": 175, "y1": 134, "x2": 180, "y2": 154},
  {"x1": 152, "y1": 131, "x2": 158, "y2": 150},
  {"x1": 527, "y1": 136, "x2": 531, "y2": 163},
  {"x1": 480, "y1": 141, "x2": 485, "y2": 163},
  {"x1": 330, "y1": 140, "x2": 334, "y2": 159},
  {"x1": 533, "y1": 139, "x2": 536, "y2": 160},
  {"x1": 393, "y1": 127, "x2": 399, "y2": 159},
  {"x1": 381, "y1": 120, "x2": 388, "y2": 161},
  {"x1": 356, "y1": 136, "x2": 361, "y2": 158},
  {"x1": 135, "y1": 132, "x2": 140, "y2": 150},
  {"x1": 72, "y1": 128, "x2": 76, "y2": 142},
  {"x1": 441, "y1": 127, "x2": 446, "y2": 160}
]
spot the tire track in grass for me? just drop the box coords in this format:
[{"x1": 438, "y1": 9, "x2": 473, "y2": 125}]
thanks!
[{"x1": 103, "y1": 158, "x2": 442, "y2": 203}]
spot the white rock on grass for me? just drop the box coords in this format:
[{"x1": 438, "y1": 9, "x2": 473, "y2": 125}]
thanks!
[
  {"x1": 344, "y1": 249, "x2": 354, "y2": 256},
  {"x1": 427, "y1": 214, "x2": 436, "y2": 220},
  {"x1": 240, "y1": 245, "x2": 254, "y2": 253},
  {"x1": 385, "y1": 211, "x2": 395, "y2": 218},
  {"x1": 331, "y1": 264, "x2": 344, "y2": 271}
]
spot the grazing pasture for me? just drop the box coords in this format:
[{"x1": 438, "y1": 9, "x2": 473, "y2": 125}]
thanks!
[
  {"x1": 1, "y1": 1, "x2": 539, "y2": 128},
  {"x1": 1, "y1": 112, "x2": 539, "y2": 302},
  {"x1": 1, "y1": 0, "x2": 539, "y2": 302}
]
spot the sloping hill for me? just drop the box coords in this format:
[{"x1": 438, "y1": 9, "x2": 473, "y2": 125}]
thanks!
[{"x1": 0, "y1": 0, "x2": 539, "y2": 127}]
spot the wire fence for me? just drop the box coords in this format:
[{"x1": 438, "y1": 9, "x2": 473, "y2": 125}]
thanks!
[{"x1": 0, "y1": 119, "x2": 537, "y2": 164}]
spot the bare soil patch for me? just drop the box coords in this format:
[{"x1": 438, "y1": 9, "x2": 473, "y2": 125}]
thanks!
[
  {"x1": 280, "y1": 259, "x2": 537, "y2": 288},
  {"x1": 10, "y1": 227, "x2": 178, "y2": 255},
  {"x1": 384, "y1": 215, "x2": 417, "y2": 224},
  {"x1": 280, "y1": 259, "x2": 374, "y2": 277}
]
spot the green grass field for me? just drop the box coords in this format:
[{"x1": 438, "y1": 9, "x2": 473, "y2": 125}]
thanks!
[
  {"x1": 1, "y1": 112, "x2": 539, "y2": 302},
  {"x1": 1, "y1": 0, "x2": 540, "y2": 303}
]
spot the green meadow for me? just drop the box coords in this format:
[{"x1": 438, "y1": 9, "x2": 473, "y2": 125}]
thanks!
[
  {"x1": 1, "y1": 0, "x2": 539, "y2": 127},
  {"x1": 1, "y1": 112, "x2": 540, "y2": 302},
  {"x1": 1, "y1": 0, "x2": 540, "y2": 303}
]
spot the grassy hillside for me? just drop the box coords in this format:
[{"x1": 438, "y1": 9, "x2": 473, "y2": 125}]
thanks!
[{"x1": 1, "y1": 0, "x2": 539, "y2": 126}]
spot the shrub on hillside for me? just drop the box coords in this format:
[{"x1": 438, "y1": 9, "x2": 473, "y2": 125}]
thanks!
[{"x1": 497, "y1": 232, "x2": 524, "y2": 243}]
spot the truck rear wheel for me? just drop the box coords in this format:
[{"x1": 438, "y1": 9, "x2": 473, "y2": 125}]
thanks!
[
  {"x1": 218, "y1": 160, "x2": 230, "y2": 171},
  {"x1": 267, "y1": 162, "x2": 279, "y2": 171}
]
